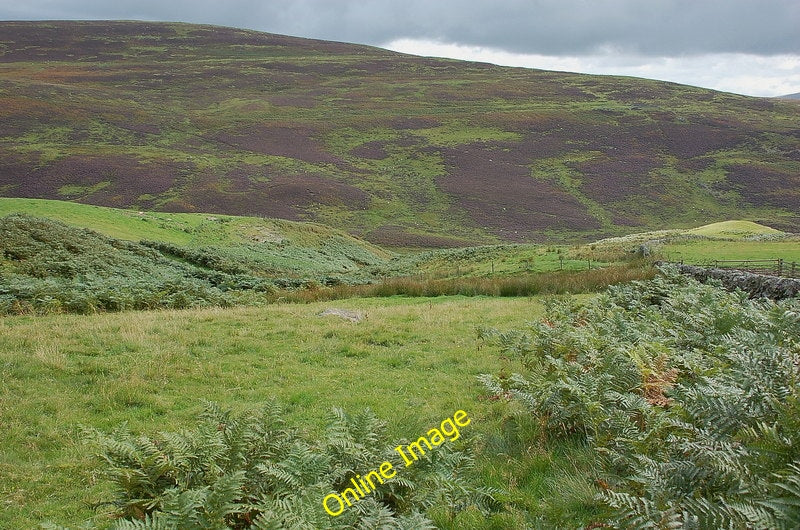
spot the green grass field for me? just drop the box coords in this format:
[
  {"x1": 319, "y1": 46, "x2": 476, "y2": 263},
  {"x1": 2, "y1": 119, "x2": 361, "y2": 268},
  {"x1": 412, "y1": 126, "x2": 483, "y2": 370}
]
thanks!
[
  {"x1": 0, "y1": 295, "x2": 604, "y2": 528},
  {"x1": 661, "y1": 239, "x2": 800, "y2": 263},
  {"x1": 585, "y1": 220, "x2": 800, "y2": 265}
]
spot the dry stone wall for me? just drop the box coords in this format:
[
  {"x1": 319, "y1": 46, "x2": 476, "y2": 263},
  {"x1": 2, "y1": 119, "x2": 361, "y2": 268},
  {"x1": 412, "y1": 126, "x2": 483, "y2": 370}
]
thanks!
[{"x1": 668, "y1": 263, "x2": 800, "y2": 300}]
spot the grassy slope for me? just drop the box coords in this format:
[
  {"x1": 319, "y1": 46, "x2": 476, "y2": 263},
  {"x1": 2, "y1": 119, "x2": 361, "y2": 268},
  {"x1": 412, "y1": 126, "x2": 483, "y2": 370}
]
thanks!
[
  {"x1": 0, "y1": 197, "x2": 388, "y2": 255},
  {"x1": 1, "y1": 21, "x2": 799, "y2": 246},
  {"x1": 0, "y1": 198, "x2": 608, "y2": 280},
  {"x1": 0, "y1": 296, "x2": 601, "y2": 528},
  {"x1": 582, "y1": 220, "x2": 799, "y2": 262},
  {"x1": 0, "y1": 198, "x2": 391, "y2": 279},
  {"x1": 3, "y1": 198, "x2": 798, "y2": 284},
  {"x1": 687, "y1": 219, "x2": 782, "y2": 237}
]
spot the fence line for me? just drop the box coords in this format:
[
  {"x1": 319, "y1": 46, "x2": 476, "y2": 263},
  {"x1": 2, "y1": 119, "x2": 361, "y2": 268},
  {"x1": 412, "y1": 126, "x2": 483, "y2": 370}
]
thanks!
[{"x1": 675, "y1": 258, "x2": 799, "y2": 279}]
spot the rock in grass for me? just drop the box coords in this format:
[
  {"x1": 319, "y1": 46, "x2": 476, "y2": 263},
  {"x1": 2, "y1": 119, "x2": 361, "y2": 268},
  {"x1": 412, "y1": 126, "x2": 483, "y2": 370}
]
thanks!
[{"x1": 319, "y1": 308, "x2": 365, "y2": 322}]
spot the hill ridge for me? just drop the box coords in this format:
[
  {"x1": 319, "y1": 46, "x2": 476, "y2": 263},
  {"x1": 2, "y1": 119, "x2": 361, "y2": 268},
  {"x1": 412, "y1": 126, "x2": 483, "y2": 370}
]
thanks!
[{"x1": 0, "y1": 20, "x2": 798, "y2": 245}]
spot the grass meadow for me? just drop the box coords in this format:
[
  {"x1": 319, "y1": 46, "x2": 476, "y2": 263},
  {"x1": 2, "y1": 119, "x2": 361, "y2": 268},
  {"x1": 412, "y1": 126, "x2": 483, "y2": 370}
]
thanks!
[
  {"x1": 660, "y1": 239, "x2": 800, "y2": 263},
  {"x1": 0, "y1": 295, "x2": 604, "y2": 528}
]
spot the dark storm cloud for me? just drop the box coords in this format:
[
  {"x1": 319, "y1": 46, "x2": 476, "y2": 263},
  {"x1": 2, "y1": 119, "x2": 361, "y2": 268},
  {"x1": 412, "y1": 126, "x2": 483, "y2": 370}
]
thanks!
[{"x1": 1, "y1": 0, "x2": 798, "y2": 56}]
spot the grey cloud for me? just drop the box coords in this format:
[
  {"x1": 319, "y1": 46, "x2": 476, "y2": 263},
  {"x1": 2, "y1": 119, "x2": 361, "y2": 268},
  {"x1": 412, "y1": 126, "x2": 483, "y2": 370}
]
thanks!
[{"x1": 0, "y1": 0, "x2": 798, "y2": 56}]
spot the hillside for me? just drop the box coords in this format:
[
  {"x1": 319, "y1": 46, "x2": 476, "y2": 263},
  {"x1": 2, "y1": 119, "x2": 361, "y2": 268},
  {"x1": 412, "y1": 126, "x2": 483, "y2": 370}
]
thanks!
[
  {"x1": 2, "y1": 199, "x2": 798, "y2": 305},
  {"x1": 0, "y1": 199, "x2": 642, "y2": 315},
  {"x1": 0, "y1": 197, "x2": 389, "y2": 269},
  {"x1": 0, "y1": 21, "x2": 799, "y2": 245},
  {"x1": 0, "y1": 201, "x2": 394, "y2": 314},
  {"x1": 0, "y1": 209, "x2": 644, "y2": 316}
]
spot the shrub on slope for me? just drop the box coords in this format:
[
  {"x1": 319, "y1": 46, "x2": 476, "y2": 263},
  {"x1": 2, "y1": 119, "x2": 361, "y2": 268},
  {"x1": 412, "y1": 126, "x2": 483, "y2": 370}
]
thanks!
[
  {"x1": 481, "y1": 268, "x2": 800, "y2": 528},
  {"x1": 77, "y1": 403, "x2": 500, "y2": 529},
  {"x1": 0, "y1": 214, "x2": 239, "y2": 314}
]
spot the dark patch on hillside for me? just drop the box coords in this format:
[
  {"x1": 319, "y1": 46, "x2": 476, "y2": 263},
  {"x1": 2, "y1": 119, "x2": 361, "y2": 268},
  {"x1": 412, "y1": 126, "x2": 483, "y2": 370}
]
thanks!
[
  {"x1": 657, "y1": 121, "x2": 745, "y2": 158},
  {"x1": 212, "y1": 125, "x2": 347, "y2": 167},
  {"x1": 350, "y1": 141, "x2": 389, "y2": 159},
  {"x1": 725, "y1": 164, "x2": 800, "y2": 210},
  {"x1": 365, "y1": 225, "x2": 475, "y2": 249},
  {"x1": 174, "y1": 172, "x2": 370, "y2": 219},
  {"x1": 391, "y1": 117, "x2": 440, "y2": 130},
  {"x1": 576, "y1": 155, "x2": 663, "y2": 204},
  {"x1": 0, "y1": 153, "x2": 186, "y2": 206},
  {"x1": 440, "y1": 143, "x2": 600, "y2": 240}
]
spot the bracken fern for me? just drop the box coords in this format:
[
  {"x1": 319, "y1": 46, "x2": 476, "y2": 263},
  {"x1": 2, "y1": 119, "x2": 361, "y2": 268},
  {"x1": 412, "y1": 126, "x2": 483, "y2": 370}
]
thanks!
[
  {"x1": 80, "y1": 401, "x2": 499, "y2": 528},
  {"x1": 480, "y1": 266, "x2": 800, "y2": 529}
]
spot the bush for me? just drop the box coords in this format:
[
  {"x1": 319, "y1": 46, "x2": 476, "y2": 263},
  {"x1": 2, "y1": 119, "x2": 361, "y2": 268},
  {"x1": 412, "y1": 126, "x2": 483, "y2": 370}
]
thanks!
[
  {"x1": 0, "y1": 215, "x2": 242, "y2": 314},
  {"x1": 480, "y1": 267, "x2": 800, "y2": 528},
  {"x1": 81, "y1": 402, "x2": 500, "y2": 529}
]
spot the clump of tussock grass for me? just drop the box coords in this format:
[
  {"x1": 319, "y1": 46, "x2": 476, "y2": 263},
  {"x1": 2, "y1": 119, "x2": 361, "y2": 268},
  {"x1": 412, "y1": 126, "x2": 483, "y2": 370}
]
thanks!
[{"x1": 264, "y1": 263, "x2": 655, "y2": 304}]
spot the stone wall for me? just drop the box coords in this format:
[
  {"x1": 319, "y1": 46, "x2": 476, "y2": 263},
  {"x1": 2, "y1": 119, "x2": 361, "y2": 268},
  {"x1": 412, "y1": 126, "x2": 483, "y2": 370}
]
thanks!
[{"x1": 668, "y1": 264, "x2": 800, "y2": 300}]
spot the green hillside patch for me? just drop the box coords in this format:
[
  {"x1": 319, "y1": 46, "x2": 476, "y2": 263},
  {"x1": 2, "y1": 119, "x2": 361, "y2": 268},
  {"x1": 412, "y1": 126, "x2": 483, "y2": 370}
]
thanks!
[
  {"x1": 57, "y1": 181, "x2": 111, "y2": 199},
  {"x1": 0, "y1": 198, "x2": 215, "y2": 245},
  {"x1": 0, "y1": 199, "x2": 391, "y2": 284},
  {"x1": 687, "y1": 219, "x2": 783, "y2": 238},
  {"x1": 0, "y1": 198, "x2": 389, "y2": 255},
  {"x1": 0, "y1": 214, "x2": 236, "y2": 314},
  {"x1": 0, "y1": 212, "x2": 396, "y2": 315}
]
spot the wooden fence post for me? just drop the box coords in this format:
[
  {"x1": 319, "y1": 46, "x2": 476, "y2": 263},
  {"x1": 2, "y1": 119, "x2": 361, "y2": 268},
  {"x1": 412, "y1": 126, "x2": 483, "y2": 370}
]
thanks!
[{"x1": 778, "y1": 258, "x2": 784, "y2": 276}]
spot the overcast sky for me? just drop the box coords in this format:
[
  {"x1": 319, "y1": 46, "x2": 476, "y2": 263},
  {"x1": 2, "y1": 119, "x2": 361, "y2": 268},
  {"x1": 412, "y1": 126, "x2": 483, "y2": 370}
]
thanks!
[{"x1": 1, "y1": 0, "x2": 799, "y2": 97}]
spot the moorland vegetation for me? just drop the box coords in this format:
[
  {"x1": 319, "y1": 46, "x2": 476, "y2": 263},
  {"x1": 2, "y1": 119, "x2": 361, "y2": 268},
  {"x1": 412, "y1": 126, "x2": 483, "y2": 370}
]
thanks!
[{"x1": 1, "y1": 21, "x2": 799, "y2": 245}]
